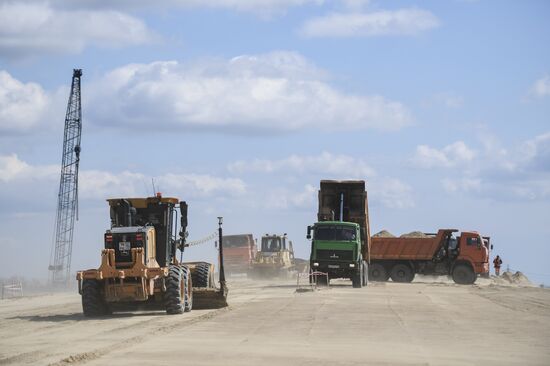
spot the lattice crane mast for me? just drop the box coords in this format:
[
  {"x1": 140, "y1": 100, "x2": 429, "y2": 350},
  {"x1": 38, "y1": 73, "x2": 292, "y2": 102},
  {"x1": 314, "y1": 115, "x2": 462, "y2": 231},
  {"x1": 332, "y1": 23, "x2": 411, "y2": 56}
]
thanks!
[{"x1": 49, "y1": 69, "x2": 83, "y2": 285}]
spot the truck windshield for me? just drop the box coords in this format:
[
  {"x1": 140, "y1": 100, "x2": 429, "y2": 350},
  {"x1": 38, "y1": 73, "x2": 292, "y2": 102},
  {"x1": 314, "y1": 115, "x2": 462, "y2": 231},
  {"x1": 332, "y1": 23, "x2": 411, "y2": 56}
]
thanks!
[
  {"x1": 314, "y1": 226, "x2": 356, "y2": 241},
  {"x1": 223, "y1": 236, "x2": 248, "y2": 248}
]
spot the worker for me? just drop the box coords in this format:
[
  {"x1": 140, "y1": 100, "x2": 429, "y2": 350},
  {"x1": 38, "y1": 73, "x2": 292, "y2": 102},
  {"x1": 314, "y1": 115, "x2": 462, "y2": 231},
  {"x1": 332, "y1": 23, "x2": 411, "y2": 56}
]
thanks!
[{"x1": 493, "y1": 255, "x2": 503, "y2": 276}]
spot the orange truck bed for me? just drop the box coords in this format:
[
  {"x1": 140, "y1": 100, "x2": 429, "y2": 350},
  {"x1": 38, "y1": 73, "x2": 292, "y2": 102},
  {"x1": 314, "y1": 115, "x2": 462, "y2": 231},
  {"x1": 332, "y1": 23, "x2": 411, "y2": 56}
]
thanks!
[{"x1": 371, "y1": 230, "x2": 452, "y2": 261}]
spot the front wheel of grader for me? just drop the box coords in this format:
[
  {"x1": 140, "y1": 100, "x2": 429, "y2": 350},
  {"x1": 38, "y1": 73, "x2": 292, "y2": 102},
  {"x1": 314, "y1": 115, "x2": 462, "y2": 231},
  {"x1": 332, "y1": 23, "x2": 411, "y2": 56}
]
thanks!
[{"x1": 164, "y1": 264, "x2": 192, "y2": 314}]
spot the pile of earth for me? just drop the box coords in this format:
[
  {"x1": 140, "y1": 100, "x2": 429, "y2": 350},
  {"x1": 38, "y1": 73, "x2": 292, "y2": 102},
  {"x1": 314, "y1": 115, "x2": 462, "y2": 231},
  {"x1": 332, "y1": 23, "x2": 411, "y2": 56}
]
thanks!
[
  {"x1": 373, "y1": 230, "x2": 395, "y2": 238},
  {"x1": 500, "y1": 271, "x2": 532, "y2": 286},
  {"x1": 400, "y1": 231, "x2": 428, "y2": 238}
]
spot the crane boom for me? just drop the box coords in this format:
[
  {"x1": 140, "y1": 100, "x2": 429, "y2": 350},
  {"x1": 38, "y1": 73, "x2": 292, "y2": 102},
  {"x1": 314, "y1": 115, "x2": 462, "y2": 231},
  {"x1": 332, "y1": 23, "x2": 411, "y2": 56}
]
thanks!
[{"x1": 49, "y1": 69, "x2": 83, "y2": 285}]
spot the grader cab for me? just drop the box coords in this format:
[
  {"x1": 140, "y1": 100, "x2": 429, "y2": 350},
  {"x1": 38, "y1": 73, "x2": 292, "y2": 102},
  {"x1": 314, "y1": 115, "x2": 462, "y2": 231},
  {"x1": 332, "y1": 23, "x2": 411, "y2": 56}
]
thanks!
[{"x1": 76, "y1": 195, "x2": 227, "y2": 316}]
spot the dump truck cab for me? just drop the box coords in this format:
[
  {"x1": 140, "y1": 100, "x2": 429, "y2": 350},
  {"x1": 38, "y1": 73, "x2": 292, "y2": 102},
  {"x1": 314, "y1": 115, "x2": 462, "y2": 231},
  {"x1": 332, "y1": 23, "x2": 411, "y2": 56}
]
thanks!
[
  {"x1": 454, "y1": 231, "x2": 490, "y2": 278},
  {"x1": 223, "y1": 234, "x2": 256, "y2": 274},
  {"x1": 307, "y1": 180, "x2": 370, "y2": 288},
  {"x1": 308, "y1": 221, "x2": 365, "y2": 285}
]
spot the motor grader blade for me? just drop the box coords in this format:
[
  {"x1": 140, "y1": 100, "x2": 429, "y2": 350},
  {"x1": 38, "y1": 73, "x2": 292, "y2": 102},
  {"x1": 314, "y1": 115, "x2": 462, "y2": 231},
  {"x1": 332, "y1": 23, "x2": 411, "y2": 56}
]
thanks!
[
  {"x1": 192, "y1": 283, "x2": 228, "y2": 309},
  {"x1": 183, "y1": 261, "x2": 228, "y2": 309}
]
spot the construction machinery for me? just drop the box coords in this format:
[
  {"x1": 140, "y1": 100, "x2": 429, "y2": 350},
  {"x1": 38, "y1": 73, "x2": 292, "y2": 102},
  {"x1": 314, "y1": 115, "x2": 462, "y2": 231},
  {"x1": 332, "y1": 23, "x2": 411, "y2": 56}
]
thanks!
[
  {"x1": 307, "y1": 180, "x2": 371, "y2": 288},
  {"x1": 369, "y1": 229, "x2": 491, "y2": 284},
  {"x1": 48, "y1": 69, "x2": 83, "y2": 286},
  {"x1": 248, "y1": 234, "x2": 295, "y2": 278},
  {"x1": 222, "y1": 234, "x2": 256, "y2": 275},
  {"x1": 76, "y1": 194, "x2": 227, "y2": 316}
]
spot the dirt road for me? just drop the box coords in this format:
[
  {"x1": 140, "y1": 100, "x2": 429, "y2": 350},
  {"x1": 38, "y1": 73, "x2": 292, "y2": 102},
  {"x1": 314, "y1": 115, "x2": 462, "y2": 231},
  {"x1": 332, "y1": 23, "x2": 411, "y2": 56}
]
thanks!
[{"x1": 1, "y1": 279, "x2": 549, "y2": 365}]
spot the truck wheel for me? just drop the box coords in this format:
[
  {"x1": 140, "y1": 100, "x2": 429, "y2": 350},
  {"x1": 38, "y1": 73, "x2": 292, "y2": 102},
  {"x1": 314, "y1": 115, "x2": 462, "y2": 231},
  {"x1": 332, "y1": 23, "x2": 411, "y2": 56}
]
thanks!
[
  {"x1": 181, "y1": 266, "x2": 193, "y2": 312},
  {"x1": 82, "y1": 279, "x2": 109, "y2": 317},
  {"x1": 362, "y1": 261, "x2": 368, "y2": 286},
  {"x1": 390, "y1": 264, "x2": 414, "y2": 283},
  {"x1": 165, "y1": 265, "x2": 184, "y2": 314},
  {"x1": 369, "y1": 263, "x2": 389, "y2": 282},
  {"x1": 452, "y1": 264, "x2": 476, "y2": 285},
  {"x1": 191, "y1": 262, "x2": 211, "y2": 288},
  {"x1": 352, "y1": 268, "x2": 363, "y2": 288}
]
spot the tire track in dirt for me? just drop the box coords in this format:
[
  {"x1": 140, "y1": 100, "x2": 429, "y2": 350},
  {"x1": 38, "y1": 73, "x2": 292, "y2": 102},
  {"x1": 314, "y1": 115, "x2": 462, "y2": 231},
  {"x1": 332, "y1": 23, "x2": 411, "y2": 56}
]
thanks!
[{"x1": 47, "y1": 307, "x2": 230, "y2": 366}]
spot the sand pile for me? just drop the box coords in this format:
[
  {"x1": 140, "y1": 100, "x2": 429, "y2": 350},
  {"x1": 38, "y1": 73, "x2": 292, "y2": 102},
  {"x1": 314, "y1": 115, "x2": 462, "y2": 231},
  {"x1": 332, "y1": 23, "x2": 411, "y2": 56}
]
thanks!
[
  {"x1": 492, "y1": 271, "x2": 533, "y2": 287},
  {"x1": 400, "y1": 231, "x2": 428, "y2": 238},
  {"x1": 373, "y1": 230, "x2": 395, "y2": 238}
]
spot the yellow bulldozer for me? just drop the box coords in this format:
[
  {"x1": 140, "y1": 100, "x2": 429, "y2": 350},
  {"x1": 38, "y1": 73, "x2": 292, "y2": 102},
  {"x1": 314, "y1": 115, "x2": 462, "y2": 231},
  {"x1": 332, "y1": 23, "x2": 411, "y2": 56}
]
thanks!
[
  {"x1": 76, "y1": 194, "x2": 227, "y2": 316},
  {"x1": 248, "y1": 234, "x2": 296, "y2": 279}
]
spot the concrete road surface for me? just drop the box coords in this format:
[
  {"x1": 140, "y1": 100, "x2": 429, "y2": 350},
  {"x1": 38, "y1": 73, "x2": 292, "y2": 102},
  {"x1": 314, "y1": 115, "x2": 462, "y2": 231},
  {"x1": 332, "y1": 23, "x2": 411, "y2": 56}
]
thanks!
[{"x1": 0, "y1": 279, "x2": 549, "y2": 365}]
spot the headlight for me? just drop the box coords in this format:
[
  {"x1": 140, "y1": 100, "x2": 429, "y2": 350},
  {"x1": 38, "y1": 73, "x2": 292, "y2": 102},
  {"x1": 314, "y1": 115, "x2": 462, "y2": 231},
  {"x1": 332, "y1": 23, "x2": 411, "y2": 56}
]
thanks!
[
  {"x1": 313, "y1": 262, "x2": 319, "y2": 267},
  {"x1": 349, "y1": 263, "x2": 355, "y2": 268}
]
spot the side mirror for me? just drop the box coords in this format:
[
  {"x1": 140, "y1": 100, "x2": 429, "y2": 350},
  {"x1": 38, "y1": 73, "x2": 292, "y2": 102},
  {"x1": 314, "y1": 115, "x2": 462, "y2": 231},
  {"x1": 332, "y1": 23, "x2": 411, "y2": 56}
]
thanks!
[
  {"x1": 179, "y1": 201, "x2": 188, "y2": 231},
  {"x1": 491, "y1": 244, "x2": 494, "y2": 250},
  {"x1": 306, "y1": 226, "x2": 312, "y2": 240}
]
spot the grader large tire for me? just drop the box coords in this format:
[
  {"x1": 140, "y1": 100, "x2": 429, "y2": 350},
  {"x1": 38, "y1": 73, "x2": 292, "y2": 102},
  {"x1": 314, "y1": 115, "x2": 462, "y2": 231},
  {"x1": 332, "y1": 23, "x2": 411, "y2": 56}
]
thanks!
[
  {"x1": 165, "y1": 265, "x2": 185, "y2": 314},
  {"x1": 191, "y1": 262, "x2": 211, "y2": 288},
  {"x1": 82, "y1": 279, "x2": 109, "y2": 317},
  {"x1": 390, "y1": 264, "x2": 415, "y2": 283},
  {"x1": 181, "y1": 266, "x2": 193, "y2": 312},
  {"x1": 452, "y1": 264, "x2": 476, "y2": 285}
]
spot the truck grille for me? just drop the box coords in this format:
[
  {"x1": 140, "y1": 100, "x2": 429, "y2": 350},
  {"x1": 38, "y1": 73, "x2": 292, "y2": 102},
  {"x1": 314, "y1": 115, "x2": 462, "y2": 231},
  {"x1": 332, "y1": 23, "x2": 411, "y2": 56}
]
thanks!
[{"x1": 316, "y1": 249, "x2": 353, "y2": 261}]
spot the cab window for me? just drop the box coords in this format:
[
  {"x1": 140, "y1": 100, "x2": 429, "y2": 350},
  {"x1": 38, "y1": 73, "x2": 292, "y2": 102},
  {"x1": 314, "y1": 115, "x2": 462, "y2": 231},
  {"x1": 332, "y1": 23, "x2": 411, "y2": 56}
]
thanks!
[{"x1": 466, "y1": 237, "x2": 479, "y2": 246}]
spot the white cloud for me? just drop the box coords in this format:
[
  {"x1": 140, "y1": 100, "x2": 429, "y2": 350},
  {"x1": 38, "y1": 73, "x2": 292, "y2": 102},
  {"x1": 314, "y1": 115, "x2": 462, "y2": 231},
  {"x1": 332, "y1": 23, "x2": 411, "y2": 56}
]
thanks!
[
  {"x1": 300, "y1": 8, "x2": 440, "y2": 38},
  {"x1": 418, "y1": 132, "x2": 550, "y2": 201},
  {"x1": 0, "y1": 154, "x2": 58, "y2": 182},
  {"x1": 370, "y1": 177, "x2": 414, "y2": 209},
  {"x1": 412, "y1": 141, "x2": 475, "y2": 168},
  {"x1": 157, "y1": 173, "x2": 246, "y2": 197},
  {"x1": 529, "y1": 74, "x2": 550, "y2": 98},
  {"x1": 228, "y1": 152, "x2": 413, "y2": 209},
  {"x1": 48, "y1": 0, "x2": 324, "y2": 17},
  {"x1": 0, "y1": 2, "x2": 155, "y2": 59},
  {"x1": 264, "y1": 184, "x2": 317, "y2": 209},
  {"x1": 0, "y1": 154, "x2": 245, "y2": 202},
  {"x1": 0, "y1": 71, "x2": 52, "y2": 133},
  {"x1": 442, "y1": 177, "x2": 481, "y2": 194},
  {"x1": 87, "y1": 52, "x2": 411, "y2": 132},
  {"x1": 79, "y1": 171, "x2": 246, "y2": 199},
  {"x1": 228, "y1": 151, "x2": 375, "y2": 177},
  {"x1": 431, "y1": 92, "x2": 464, "y2": 108}
]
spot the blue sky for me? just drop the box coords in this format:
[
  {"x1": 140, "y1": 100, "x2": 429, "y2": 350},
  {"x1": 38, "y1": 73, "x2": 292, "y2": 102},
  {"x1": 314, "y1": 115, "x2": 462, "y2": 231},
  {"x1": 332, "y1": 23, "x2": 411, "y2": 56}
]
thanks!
[{"x1": 1, "y1": 0, "x2": 549, "y2": 284}]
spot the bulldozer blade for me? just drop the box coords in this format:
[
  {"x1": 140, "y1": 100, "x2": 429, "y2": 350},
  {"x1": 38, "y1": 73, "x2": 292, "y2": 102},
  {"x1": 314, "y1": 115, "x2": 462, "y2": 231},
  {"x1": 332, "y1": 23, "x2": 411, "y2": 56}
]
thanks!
[{"x1": 192, "y1": 285, "x2": 228, "y2": 309}]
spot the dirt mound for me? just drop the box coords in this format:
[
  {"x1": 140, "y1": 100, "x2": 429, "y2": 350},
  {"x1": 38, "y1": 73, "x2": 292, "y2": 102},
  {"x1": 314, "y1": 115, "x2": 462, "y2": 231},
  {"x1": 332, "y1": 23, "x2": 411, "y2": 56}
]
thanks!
[
  {"x1": 373, "y1": 230, "x2": 395, "y2": 238},
  {"x1": 400, "y1": 231, "x2": 428, "y2": 238},
  {"x1": 494, "y1": 271, "x2": 533, "y2": 286}
]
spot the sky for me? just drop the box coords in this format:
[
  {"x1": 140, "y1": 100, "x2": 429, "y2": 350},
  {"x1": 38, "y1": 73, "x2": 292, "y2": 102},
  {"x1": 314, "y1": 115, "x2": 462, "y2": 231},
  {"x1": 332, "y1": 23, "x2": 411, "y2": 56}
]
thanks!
[{"x1": 0, "y1": 0, "x2": 549, "y2": 285}]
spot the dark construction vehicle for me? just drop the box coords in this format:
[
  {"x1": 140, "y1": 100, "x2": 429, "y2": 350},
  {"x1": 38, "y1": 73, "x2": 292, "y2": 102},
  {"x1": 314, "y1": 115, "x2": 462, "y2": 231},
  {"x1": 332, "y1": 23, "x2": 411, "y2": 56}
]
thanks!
[
  {"x1": 369, "y1": 229, "x2": 491, "y2": 284},
  {"x1": 76, "y1": 194, "x2": 227, "y2": 316},
  {"x1": 222, "y1": 234, "x2": 256, "y2": 275},
  {"x1": 307, "y1": 180, "x2": 371, "y2": 288}
]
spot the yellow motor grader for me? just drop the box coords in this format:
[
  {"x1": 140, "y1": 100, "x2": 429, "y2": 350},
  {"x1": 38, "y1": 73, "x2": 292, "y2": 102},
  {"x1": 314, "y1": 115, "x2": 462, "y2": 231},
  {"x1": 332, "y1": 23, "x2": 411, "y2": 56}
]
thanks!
[{"x1": 76, "y1": 194, "x2": 227, "y2": 316}]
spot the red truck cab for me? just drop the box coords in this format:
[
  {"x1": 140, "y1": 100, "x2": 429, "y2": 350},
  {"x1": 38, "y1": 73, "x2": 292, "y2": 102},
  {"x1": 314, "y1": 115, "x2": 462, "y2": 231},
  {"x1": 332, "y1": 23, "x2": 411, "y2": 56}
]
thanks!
[{"x1": 222, "y1": 234, "x2": 256, "y2": 275}]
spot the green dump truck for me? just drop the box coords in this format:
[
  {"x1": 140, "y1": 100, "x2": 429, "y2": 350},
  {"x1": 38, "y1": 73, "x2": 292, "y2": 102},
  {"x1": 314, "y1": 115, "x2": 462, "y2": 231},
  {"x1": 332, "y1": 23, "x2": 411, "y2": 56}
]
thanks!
[{"x1": 307, "y1": 180, "x2": 371, "y2": 288}]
